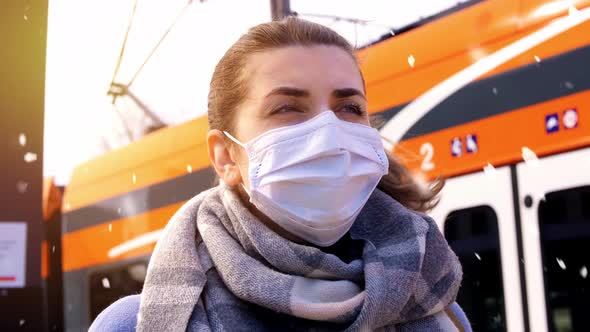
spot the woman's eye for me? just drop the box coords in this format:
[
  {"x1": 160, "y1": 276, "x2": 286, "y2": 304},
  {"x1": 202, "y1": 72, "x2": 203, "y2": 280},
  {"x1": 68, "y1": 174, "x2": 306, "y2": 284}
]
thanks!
[
  {"x1": 271, "y1": 104, "x2": 304, "y2": 114},
  {"x1": 338, "y1": 103, "x2": 364, "y2": 116}
]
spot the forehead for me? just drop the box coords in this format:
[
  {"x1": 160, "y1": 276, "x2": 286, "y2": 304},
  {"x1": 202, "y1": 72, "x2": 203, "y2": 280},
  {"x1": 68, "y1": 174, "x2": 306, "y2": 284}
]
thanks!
[{"x1": 244, "y1": 45, "x2": 364, "y2": 94}]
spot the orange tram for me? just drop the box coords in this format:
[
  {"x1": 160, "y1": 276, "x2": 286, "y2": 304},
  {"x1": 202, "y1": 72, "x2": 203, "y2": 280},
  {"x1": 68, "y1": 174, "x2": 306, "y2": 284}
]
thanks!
[{"x1": 49, "y1": 0, "x2": 590, "y2": 331}]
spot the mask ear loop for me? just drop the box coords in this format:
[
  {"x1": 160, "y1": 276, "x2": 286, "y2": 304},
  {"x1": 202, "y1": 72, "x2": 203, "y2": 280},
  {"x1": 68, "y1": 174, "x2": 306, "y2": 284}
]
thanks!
[
  {"x1": 222, "y1": 131, "x2": 245, "y2": 148},
  {"x1": 222, "y1": 131, "x2": 252, "y2": 196}
]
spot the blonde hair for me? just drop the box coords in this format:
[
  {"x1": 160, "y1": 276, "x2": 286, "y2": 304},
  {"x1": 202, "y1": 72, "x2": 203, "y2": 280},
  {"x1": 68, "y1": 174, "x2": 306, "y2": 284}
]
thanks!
[{"x1": 208, "y1": 17, "x2": 443, "y2": 212}]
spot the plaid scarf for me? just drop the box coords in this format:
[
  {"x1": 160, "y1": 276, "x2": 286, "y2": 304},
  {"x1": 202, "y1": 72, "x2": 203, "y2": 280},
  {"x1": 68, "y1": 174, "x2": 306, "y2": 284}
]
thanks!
[{"x1": 137, "y1": 184, "x2": 462, "y2": 331}]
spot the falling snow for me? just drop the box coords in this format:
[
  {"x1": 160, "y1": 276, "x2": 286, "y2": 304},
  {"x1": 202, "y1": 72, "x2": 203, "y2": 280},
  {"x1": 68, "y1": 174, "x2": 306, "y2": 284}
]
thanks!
[
  {"x1": 556, "y1": 257, "x2": 566, "y2": 270},
  {"x1": 522, "y1": 147, "x2": 540, "y2": 167},
  {"x1": 580, "y1": 266, "x2": 588, "y2": 279},
  {"x1": 492, "y1": 314, "x2": 501, "y2": 324},
  {"x1": 16, "y1": 181, "x2": 28, "y2": 194},
  {"x1": 24, "y1": 152, "x2": 37, "y2": 163},
  {"x1": 108, "y1": 223, "x2": 112, "y2": 232},
  {"x1": 187, "y1": 164, "x2": 193, "y2": 173},
  {"x1": 102, "y1": 277, "x2": 111, "y2": 288},
  {"x1": 407, "y1": 55, "x2": 415, "y2": 68},
  {"x1": 18, "y1": 133, "x2": 26, "y2": 146},
  {"x1": 483, "y1": 163, "x2": 497, "y2": 176},
  {"x1": 132, "y1": 173, "x2": 137, "y2": 184},
  {"x1": 534, "y1": 55, "x2": 541, "y2": 63},
  {"x1": 474, "y1": 252, "x2": 481, "y2": 261},
  {"x1": 537, "y1": 190, "x2": 546, "y2": 202}
]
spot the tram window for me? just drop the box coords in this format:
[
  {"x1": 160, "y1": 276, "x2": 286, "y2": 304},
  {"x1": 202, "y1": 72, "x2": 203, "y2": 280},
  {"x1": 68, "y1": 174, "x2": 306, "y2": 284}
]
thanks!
[
  {"x1": 444, "y1": 206, "x2": 506, "y2": 332},
  {"x1": 538, "y1": 186, "x2": 590, "y2": 332},
  {"x1": 88, "y1": 261, "x2": 148, "y2": 322}
]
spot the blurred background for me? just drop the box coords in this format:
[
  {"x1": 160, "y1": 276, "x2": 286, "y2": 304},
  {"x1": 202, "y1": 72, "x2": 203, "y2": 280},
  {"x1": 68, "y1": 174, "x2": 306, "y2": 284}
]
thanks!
[
  {"x1": 1, "y1": 0, "x2": 588, "y2": 331},
  {"x1": 43, "y1": 0, "x2": 475, "y2": 186}
]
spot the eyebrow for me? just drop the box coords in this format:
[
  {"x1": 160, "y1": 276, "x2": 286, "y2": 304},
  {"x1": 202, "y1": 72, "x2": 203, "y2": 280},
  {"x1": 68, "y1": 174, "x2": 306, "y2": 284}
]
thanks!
[
  {"x1": 265, "y1": 87, "x2": 310, "y2": 98},
  {"x1": 265, "y1": 87, "x2": 366, "y2": 100},
  {"x1": 333, "y1": 88, "x2": 366, "y2": 100}
]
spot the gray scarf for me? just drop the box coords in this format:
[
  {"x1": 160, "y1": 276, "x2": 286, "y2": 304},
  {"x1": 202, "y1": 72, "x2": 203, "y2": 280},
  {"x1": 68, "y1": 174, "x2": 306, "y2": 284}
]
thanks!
[{"x1": 137, "y1": 184, "x2": 462, "y2": 331}]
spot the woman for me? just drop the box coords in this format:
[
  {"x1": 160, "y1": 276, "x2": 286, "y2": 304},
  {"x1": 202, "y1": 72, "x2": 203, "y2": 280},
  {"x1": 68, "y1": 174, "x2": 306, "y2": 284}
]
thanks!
[{"x1": 91, "y1": 17, "x2": 470, "y2": 332}]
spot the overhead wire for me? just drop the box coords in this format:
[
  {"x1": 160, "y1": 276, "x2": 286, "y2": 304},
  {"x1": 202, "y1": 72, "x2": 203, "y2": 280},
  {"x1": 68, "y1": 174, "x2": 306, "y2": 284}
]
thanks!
[
  {"x1": 126, "y1": 0, "x2": 194, "y2": 88},
  {"x1": 106, "y1": 0, "x2": 195, "y2": 143},
  {"x1": 109, "y1": 0, "x2": 139, "y2": 97}
]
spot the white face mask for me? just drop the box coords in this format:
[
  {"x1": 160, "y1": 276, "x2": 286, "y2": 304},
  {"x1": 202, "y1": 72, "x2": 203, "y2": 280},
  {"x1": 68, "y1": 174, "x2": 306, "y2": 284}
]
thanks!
[{"x1": 224, "y1": 111, "x2": 389, "y2": 246}]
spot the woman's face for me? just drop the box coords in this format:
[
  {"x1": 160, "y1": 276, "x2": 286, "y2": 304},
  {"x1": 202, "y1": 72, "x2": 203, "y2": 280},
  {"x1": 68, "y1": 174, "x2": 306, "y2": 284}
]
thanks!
[{"x1": 208, "y1": 45, "x2": 369, "y2": 189}]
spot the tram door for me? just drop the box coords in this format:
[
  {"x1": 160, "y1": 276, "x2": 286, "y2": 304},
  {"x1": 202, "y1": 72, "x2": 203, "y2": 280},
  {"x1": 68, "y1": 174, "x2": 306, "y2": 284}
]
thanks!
[
  {"x1": 429, "y1": 167, "x2": 526, "y2": 332},
  {"x1": 517, "y1": 147, "x2": 590, "y2": 332}
]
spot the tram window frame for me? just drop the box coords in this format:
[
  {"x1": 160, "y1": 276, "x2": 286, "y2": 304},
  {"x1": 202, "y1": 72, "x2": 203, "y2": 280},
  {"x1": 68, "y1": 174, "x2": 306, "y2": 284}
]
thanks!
[
  {"x1": 87, "y1": 258, "x2": 149, "y2": 323},
  {"x1": 538, "y1": 186, "x2": 590, "y2": 332},
  {"x1": 444, "y1": 205, "x2": 506, "y2": 332}
]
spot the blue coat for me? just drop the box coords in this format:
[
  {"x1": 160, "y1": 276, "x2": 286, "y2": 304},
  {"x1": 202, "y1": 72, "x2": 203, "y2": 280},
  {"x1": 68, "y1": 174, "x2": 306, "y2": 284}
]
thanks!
[{"x1": 90, "y1": 295, "x2": 472, "y2": 332}]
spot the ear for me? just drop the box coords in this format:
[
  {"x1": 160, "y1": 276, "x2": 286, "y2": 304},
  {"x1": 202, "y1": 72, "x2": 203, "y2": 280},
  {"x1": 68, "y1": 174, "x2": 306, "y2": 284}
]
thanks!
[{"x1": 207, "y1": 130, "x2": 243, "y2": 186}]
